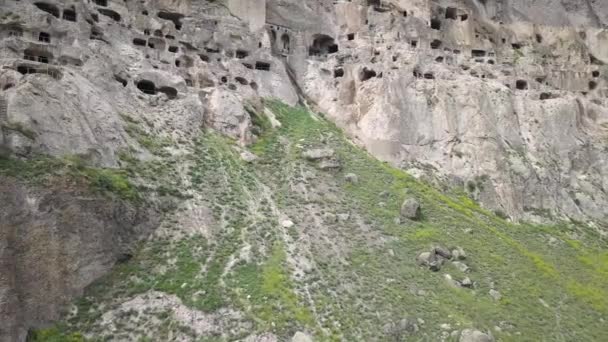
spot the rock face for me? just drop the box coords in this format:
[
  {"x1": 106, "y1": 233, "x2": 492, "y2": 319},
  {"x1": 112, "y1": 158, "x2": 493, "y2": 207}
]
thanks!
[
  {"x1": 275, "y1": 0, "x2": 608, "y2": 223},
  {"x1": 1, "y1": 0, "x2": 608, "y2": 340},
  {"x1": 0, "y1": 177, "x2": 159, "y2": 341},
  {"x1": 0, "y1": 1, "x2": 606, "y2": 214}
]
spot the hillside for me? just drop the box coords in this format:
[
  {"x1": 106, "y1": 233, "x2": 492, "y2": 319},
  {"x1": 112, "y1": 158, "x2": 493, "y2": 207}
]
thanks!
[
  {"x1": 23, "y1": 101, "x2": 608, "y2": 341},
  {"x1": 1, "y1": 0, "x2": 608, "y2": 341}
]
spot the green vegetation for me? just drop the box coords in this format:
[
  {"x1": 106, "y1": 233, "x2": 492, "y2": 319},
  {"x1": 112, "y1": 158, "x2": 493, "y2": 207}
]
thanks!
[
  {"x1": 1, "y1": 121, "x2": 37, "y2": 140},
  {"x1": 121, "y1": 114, "x2": 173, "y2": 156},
  {"x1": 249, "y1": 100, "x2": 608, "y2": 340},
  {"x1": 228, "y1": 243, "x2": 315, "y2": 332},
  {"x1": 35, "y1": 100, "x2": 608, "y2": 341},
  {"x1": 28, "y1": 328, "x2": 85, "y2": 342},
  {"x1": 0, "y1": 155, "x2": 138, "y2": 201}
]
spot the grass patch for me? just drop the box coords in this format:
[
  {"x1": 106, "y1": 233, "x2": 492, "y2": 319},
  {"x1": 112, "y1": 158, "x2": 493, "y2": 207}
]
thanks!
[{"x1": 0, "y1": 155, "x2": 139, "y2": 201}]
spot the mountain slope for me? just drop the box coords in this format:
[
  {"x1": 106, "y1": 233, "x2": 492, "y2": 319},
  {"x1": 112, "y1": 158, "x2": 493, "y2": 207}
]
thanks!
[{"x1": 31, "y1": 101, "x2": 608, "y2": 341}]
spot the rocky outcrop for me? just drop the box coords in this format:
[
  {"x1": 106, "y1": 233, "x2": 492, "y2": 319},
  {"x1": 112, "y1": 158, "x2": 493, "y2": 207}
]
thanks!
[
  {"x1": 274, "y1": 0, "x2": 608, "y2": 224},
  {"x1": 0, "y1": 177, "x2": 159, "y2": 341},
  {"x1": 1, "y1": 0, "x2": 606, "y2": 222},
  {"x1": 1, "y1": 0, "x2": 608, "y2": 340}
]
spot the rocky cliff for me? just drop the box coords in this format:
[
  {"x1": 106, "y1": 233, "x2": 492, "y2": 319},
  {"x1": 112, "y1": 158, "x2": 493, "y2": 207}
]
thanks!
[{"x1": 1, "y1": 0, "x2": 607, "y2": 341}]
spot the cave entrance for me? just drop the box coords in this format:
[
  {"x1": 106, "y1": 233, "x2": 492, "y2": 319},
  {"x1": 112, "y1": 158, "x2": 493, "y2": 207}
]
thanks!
[
  {"x1": 309, "y1": 34, "x2": 338, "y2": 56},
  {"x1": 137, "y1": 80, "x2": 156, "y2": 95},
  {"x1": 34, "y1": 2, "x2": 60, "y2": 18}
]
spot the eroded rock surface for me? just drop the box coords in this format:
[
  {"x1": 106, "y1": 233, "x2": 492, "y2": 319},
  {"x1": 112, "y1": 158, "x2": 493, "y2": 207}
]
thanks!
[
  {"x1": 1, "y1": 0, "x2": 607, "y2": 341},
  {"x1": 0, "y1": 177, "x2": 159, "y2": 341}
]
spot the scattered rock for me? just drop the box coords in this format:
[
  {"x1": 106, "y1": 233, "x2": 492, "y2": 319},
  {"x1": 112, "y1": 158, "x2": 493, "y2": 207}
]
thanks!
[
  {"x1": 400, "y1": 197, "x2": 421, "y2": 221},
  {"x1": 416, "y1": 246, "x2": 451, "y2": 271},
  {"x1": 291, "y1": 331, "x2": 313, "y2": 342},
  {"x1": 489, "y1": 289, "x2": 502, "y2": 301},
  {"x1": 397, "y1": 317, "x2": 419, "y2": 334},
  {"x1": 444, "y1": 274, "x2": 459, "y2": 287},
  {"x1": 281, "y1": 220, "x2": 294, "y2": 228},
  {"x1": 318, "y1": 159, "x2": 342, "y2": 170},
  {"x1": 416, "y1": 251, "x2": 432, "y2": 266},
  {"x1": 452, "y1": 261, "x2": 470, "y2": 273},
  {"x1": 459, "y1": 329, "x2": 494, "y2": 342},
  {"x1": 383, "y1": 318, "x2": 419, "y2": 337},
  {"x1": 538, "y1": 298, "x2": 550, "y2": 308},
  {"x1": 428, "y1": 255, "x2": 444, "y2": 272},
  {"x1": 240, "y1": 150, "x2": 258, "y2": 163},
  {"x1": 452, "y1": 246, "x2": 467, "y2": 260},
  {"x1": 433, "y1": 246, "x2": 452, "y2": 259},
  {"x1": 243, "y1": 333, "x2": 278, "y2": 342},
  {"x1": 344, "y1": 173, "x2": 358, "y2": 184},
  {"x1": 323, "y1": 212, "x2": 337, "y2": 223},
  {"x1": 460, "y1": 277, "x2": 473, "y2": 288},
  {"x1": 302, "y1": 148, "x2": 334, "y2": 161},
  {"x1": 337, "y1": 213, "x2": 350, "y2": 221}
]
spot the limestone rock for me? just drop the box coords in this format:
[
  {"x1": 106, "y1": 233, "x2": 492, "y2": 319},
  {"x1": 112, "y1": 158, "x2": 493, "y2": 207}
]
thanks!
[
  {"x1": 243, "y1": 333, "x2": 278, "y2": 342},
  {"x1": 400, "y1": 198, "x2": 421, "y2": 221},
  {"x1": 460, "y1": 277, "x2": 474, "y2": 288},
  {"x1": 302, "y1": 148, "x2": 334, "y2": 161},
  {"x1": 344, "y1": 173, "x2": 358, "y2": 184},
  {"x1": 291, "y1": 331, "x2": 313, "y2": 342},
  {"x1": 240, "y1": 150, "x2": 258, "y2": 163},
  {"x1": 459, "y1": 329, "x2": 494, "y2": 342},
  {"x1": 281, "y1": 219, "x2": 294, "y2": 228},
  {"x1": 489, "y1": 289, "x2": 502, "y2": 301},
  {"x1": 444, "y1": 274, "x2": 459, "y2": 287},
  {"x1": 0, "y1": 177, "x2": 159, "y2": 341},
  {"x1": 452, "y1": 261, "x2": 470, "y2": 273},
  {"x1": 416, "y1": 252, "x2": 432, "y2": 266},
  {"x1": 452, "y1": 247, "x2": 467, "y2": 260},
  {"x1": 337, "y1": 213, "x2": 350, "y2": 221},
  {"x1": 433, "y1": 246, "x2": 452, "y2": 259}
]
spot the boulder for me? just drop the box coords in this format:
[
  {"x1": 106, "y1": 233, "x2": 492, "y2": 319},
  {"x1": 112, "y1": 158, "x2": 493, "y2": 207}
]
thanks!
[
  {"x1": 344, "y1": 173, "x2": 358, "y2": 184},
  {"x1": 302, "y1": 148, "x2": 334, "y2": 160},
  {"x1": 460, "y1": 277, "x2": 473, "y2": 288},
  {"x1": 428, "y1": 254, "x2": 444, "y2": 272},
  {"x1": 452, "y1": 246, "x2": 467, "y2": 260},
  {"x1": 459, "y1": 329, "x2": 494, "y2": 342},
  {"x1": 416, "y1": 248, "x2": 451, "y2": 271},
  {"x1": 433, "y1": 246, "x2": 452, "y2": 259},
  {"x1": 452, "y1": 261, "x2": 470, "y2": 273},
  {"x1": 416, "y1": 251, "x2": 432, "y2": 266},
  {"x1": 397, "y1": 317, "x2": 419, "y2": 334},
  {"x1": 400, "y1": 198, "x2": 421, "y2": 221}
]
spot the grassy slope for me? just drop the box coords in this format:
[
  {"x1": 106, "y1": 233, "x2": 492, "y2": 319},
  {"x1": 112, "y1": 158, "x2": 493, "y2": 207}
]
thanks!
[{"x1": 31, "y1": 101, "x2": 608, "y2": 341}]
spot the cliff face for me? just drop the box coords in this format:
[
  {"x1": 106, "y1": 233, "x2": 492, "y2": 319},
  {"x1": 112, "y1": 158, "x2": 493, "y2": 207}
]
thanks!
[
  {"x1": 272, "y1": 0, "x2": 608, "y2": 223},
  {"x1": 0, "y1": 174, "x2": 159, "y2": 341},
  {"x1": 2, "y1": 0, "x2": 606, "y2": 223},
  {"x1": 1, "y1": 0, "x2": 608, "y2": 341}
]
